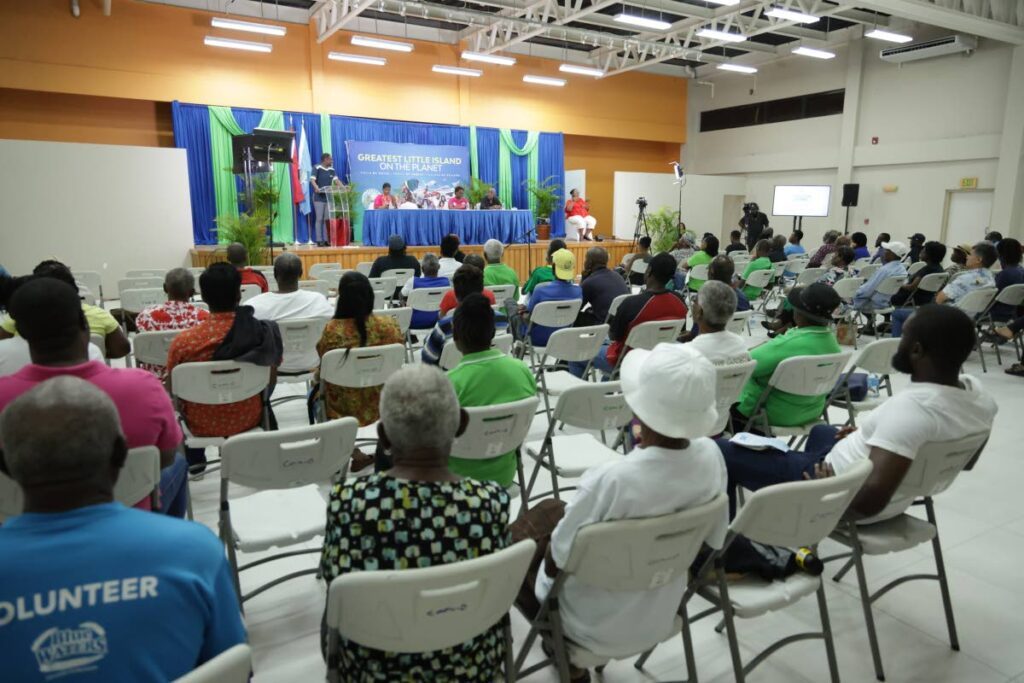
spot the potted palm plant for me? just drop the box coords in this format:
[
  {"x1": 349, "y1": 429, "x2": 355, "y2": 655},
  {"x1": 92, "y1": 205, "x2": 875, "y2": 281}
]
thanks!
[
  {"x1": 524, "y1": 176, "x2": 561, "y2": 241},
  {"x1": 467, "y1": 176, "x2": 493, "y2": 208}
]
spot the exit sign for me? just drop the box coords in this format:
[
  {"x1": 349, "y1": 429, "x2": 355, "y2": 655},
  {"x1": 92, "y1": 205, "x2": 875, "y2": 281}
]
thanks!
[{"x1": 960, "y1": 177, "x2": 979, "y2": 189}]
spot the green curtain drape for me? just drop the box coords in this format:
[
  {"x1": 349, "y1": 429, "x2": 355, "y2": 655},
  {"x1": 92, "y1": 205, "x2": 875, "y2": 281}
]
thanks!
[
  {"x1": 498, "y1": 129, "x2": 540, "y2": 213},
  {"x1": 469, "y1": 125, "x2": 480, "y2": 179},
  {"x1": 208, "y1": 106, "x2": 294, "y2": 243},
  {"x1": 320, "y1": 113, "x2": 332, "y2": 156}
]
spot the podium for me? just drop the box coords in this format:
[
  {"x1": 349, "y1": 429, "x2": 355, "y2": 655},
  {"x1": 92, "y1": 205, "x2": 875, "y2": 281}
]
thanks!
[{"x1": 322, "y1": 186, "x2": 351, "y2": 247}]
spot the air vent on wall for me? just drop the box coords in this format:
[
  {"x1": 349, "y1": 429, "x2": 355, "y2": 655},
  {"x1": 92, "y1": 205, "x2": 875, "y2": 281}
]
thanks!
[{"x1": 880, "y1": 35, "x2": 977, "y2": 63}]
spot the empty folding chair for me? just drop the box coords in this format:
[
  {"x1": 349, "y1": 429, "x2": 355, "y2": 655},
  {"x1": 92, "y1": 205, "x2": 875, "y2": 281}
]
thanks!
[
  {"x1": 239, "y1": 284, "x2": 262, "y2": 303},
  {"x1": 438, "y1": 333, "x2": 514, "y2": 371},
  {"x1": 726, "y1": 310, "x2": 753, "y2": 336},
  {"x1": 355, "y1": 261, "x2": 374, "y2": 276},
  {"x1": 274, "y1": 318, "x2": 330, "y2": 404},
  {"x1": 173, "y1": 644, "x2": 252, "y2": 683},
  {"x1": 381, "y1": 268, "x2": 415, "y2": 293},
  {"x1": 298, "y1": 279, "x2": 331, "y2": 297},
  {"x1": 73, "y1": 270, "x2": 104, "y2": 307},
  {"x1": 953, "y1": 287, "x2": 998, "y2": 372},
  {"x1": 610, "y1": 319, "x2": 685, "y2": 377},
  {"x1": 119, "y1": 287, "x2": 167, "y2": 315},
  {"x1": 309, "y1": 262, "x2": 344, "y2": 280},
  {"x1": 325, "y1": 540, "x2": 536, "y2": 683},
  {"x1": 728, "y1": 250, "x2": 749, "y2": 261},
  {"x1": 218, "y1": 419, "x2": 358, "y2": 605},
  {"x1": 125, "y1": 269, "x2": 168, "y2": 279},
  {"x1": 518, "y1": 299, "x2": 583, "y2": 367},
  {"x1": 826, "y1": 432, "x2": 990, "y2": 681},
  {"x1": 978, "y1": 283, "x2": 1024, "y2": 365},
  {"x1": 516, "y1": 496, "x2": 728, "y2": 682},
  {"x1": 374, "y1": 307, "x2": 412, "y2": 338},
  {"x1": 795, "y1": 267, "x2": 827, "y2": 287},
  {"x1": 829, "y1": 338, "x2": 900, "y2": 425},
  {"x1": 711, "y1": 360, "x2": 758, "y2": 435},
  {"x1": 318, "y1": 344, "x2": 406, "y2": 443},
  {"x1": 368, "y1": 276, "x2": 397, "y2": 300},
  {"x1": 117, "y1": 277, "x2": 164, "y2": 301},
  {"x1": 744, "y1": 269, "x2": 775, "y2": 311},
  {"x1": 314, "y1": 270, "x2": 344, "y2": 291},
  {"x1": 629, "y1": 258, "x2": 649, "y2": 279},
  {"x1": 531, "y1": 324, "x2": 609, "y2": 414},
  {"x1": 405, "y1": 287, "x2": 450, "y2": 355},
  {"x1": 485, "y1": 284, "x2": 516, "y2": 303}
]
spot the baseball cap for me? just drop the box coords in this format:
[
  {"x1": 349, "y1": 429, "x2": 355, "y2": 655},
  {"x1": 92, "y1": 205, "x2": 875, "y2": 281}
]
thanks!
[
  {"x1": 786, "y1": 283, "x2": 841, "y2": 325},
  {"x1": 551, "y1": 249, "x2": 576, "y2": 280},
  {"x1": 881, "y1": 241, "x2": 909, "y2": 258},
  {"x1": 620, "y1": 343, "x2": 719, "y2": 440},
  {"x1": 954, "y1": 243, "x2": 973, "y2": 255},
  {"x1": 387, "y1": 234, "x2": 406, "y2": 251},
  {"x1": 908, "y1": 233, "x2": 926, "y2": 244}
]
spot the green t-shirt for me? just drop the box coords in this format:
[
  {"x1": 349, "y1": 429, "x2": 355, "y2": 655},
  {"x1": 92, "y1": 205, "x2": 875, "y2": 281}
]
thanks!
[
  {"x1": 483, "y1": 263, "x2": 521, "y2": 300},
  {"x1": 447, "y1": 349, "x2": 537, "y2": 486},
  {"x1": 737, "y1": 326, "x2": 841, "y2": 427},
  {"x1": 522, "y1": 266, "x2": 554, "y2": 295},
  {"x1": 741, "y1": 257, "x2": 773, "y2": 299},
  {"x1": 687, "y1": 250, "x2": 713, "y2": 291}
]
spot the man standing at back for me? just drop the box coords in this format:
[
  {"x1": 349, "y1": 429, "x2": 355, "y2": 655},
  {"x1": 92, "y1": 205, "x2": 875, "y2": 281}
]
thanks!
[
  {"x1": 226, "y1": 242, "x2": 268, "y2": 293},
  {"x1": 0, "y1": 377, "x2": 246, "y2": 680}
]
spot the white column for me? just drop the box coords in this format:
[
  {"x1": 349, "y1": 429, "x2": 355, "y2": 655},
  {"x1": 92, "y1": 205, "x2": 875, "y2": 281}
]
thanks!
[
  {"x1": 992, "y1": 46, "x2": 1024, "y2": 239},
  {"x1": 835, "y1": 37, "x2": 864, "y2": 230}
]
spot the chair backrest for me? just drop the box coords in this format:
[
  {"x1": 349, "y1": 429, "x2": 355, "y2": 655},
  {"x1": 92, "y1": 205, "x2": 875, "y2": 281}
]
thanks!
[
  {"x1": 785, "y1": 259, "x2": 808, "y2": 275},
  {"x1": 89, "y1": 333, "x2": 106, "y2": 359},
  {"x1": 309, "y1": 262, "x2": 344, "y2": 280},
  {"x1": 732, "y1": 460, "x2": 873, "y2": 548},
  {"x1": 725, "y1": 310, "x2": 752, "y2": 335},
  {"x1": 630, "y1": 258, "x2": 650, "y2": 275},
  {"x1": 916, "y1": 272, "x2": 950, "y2": 294},
  {"x1": 117, "y1": 277, "x2": 164, "y2": 298},
  {"x1": 767, "y1": 352, "x2": 851, "y2": 397},
  {"x1": 326, "y1": 540, "x2": 535, "y2": 654},
  {"x1": 368, "y1": 276, "x2": 397, "y2": 296},
  {"x1": 221, "y1": 418, "x2": 358, "y2": 490},
  {"x1": 170, "y1": 361, "x2": 270, "y2": 405},
  {"x1": 744, "y1": 268, "x2": 774, "y2": 289},
  {"x1": 728, "y1": 250, "x2": 749, "y2": 260},
  {"x1": 857, "y1": 263, "x2": 881, "y2": 279},
  {"x1": 606, "y1": 293, "x2": 629, "y2": 321},
  {"x1": 688, "y1": 264, "x2": 709, "y2": 285},
  {"x1": 407, "y1": 287, "x2": 450, "y2": 318},
  {"x1": 553, "y1": 381, "x2": 634, "y2": 431},
  {"x1": 795, "y1": 267, "x2": 826, "y2": 286},
  {"x1": 73, "y1": 270, "x2": 104, "y2": 302},
  {"x1": 772, "y1": 261, "x2": 788, "y2": 278},
  {"x1": 563, "y1": 494, "x2": 728, "y2": 591},
  {"x1": 875, "y1": 275, "x2": 905, "y2": 297},
  {"x1": 132, "y1": 330, "x2": 182, "y2": 366},
  {"x1": 119, "y1": 287, "x2": 167, "y2": 313},
  {"x1": 995, "y1": 282, "x2": 1024, "y2": 307},
  {"x1": 264, "y1": 274, "x2": 278, "y2": 293},
  {"x1": 373, "y1": 307, "x2": 412, "y2": 334},
  {"x1": 125, "y1": 269, "x2": 167, "y2": 279},
  {"x1": 382, "y1": 268, "x2": 415, "y2": 288},
  {"x1": 319, "y1": 344, "x2": 406, "y2": 389},
  {"x1": 314, "y1": 270, "x2": 344, "y2": 288},
  {"x1": 173, "y1": 644, "x2": 252, "y2": 683},
  {"x1": 355, "y1": 261, "x2": 374, "y2": 276},
  {"x1": 539, "y1": 324, "x2": 609, "y2": 363},
  {"x1": 278, "y1": 317, "x2": 330, "y2": 365},
  {"x1": 832, "y1": 277, "x2": 865, "y2": 301},
  {"x1": 954, "y1": 287, "x2": 998, "y2": 317},
  {"x1": 298, "y1": 279, "x2": 330, "y2": 297},
  {"x1": 450, "y1": 397, "x2": 540, "y2": 460},
  {"x1": 852, "y1": 257, "x2": 871, "y2": 269},
  {"x1": 239, "y1": 284, "x2": 262, "y2": 303},
  {"x1": 529, "y1": 299, "x2": 583, "y2": 329},
  {"x1": 485, "y1": 284, "x2": 516, "y2": 302},
  {"x1": 188, "y1": 267, "x2": 206, "y2": 278},
  {"x1": 623, "y1": 319, "x2": 684, "y2": 352},
  {"x1": 439, "y1": 334, "x2": 514, "y2": 371},
  {"x1": 711, "y1": 360, "x2": 758, "y2": 434},
  {"x1": 850, "y1": 337, "x2": 899, "y2": 375},
  {"x1": 907, "y1": 261, "x2": 927, "y2": 277}
]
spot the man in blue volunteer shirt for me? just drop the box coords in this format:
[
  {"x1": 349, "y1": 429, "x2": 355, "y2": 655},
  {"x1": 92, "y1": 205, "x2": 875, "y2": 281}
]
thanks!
[
  {"x1": 518, "y1": 248, "x2": 582, "y2": 347},
  {"x1": 311, "y1": 153, "x2": 342, "y2": 246},
  {"x1": 0, "y1": 376, "x2": 246, "y2": 681}
]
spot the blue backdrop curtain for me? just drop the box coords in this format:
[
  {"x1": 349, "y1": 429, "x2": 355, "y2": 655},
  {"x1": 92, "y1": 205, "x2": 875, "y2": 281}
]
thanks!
[{"x1": 171, "y1": 102, "x2": 217, "y2": 245}]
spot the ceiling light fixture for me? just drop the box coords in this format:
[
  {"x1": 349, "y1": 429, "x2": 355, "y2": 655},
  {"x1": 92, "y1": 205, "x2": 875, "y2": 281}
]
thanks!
[
  {"x1": 765, "y1": 6, "x2": 819, "y2": 23},
  {"x1": 432, "y1": 65, "x2": 483, "y2": 77},
  {"x1": 210, "y1": 17, "x2": 287, "y2": 36},
  {"x1": 559, "y1": 63, "x2": 605, "y2": 77},
  {"x1": 203, "y1": 36, "x2": 272, "y2": 53},
  {"x1": 697, "y1": 28, "x2": 746, "y2": 42},
  {"x1": 351, "y1": 35, "x2": 414, "y2": 52},
  {"x1": 613, "y1": 13, "x2": 672, "y2": 31},
  {"x1": 523, "y1": 74, "x2": 567, "y2": 87},
  {"x1": 792, "y1": 45, "x2": 836, "y2": 59},
  {"x1": 461, "y1": 50, "x2": 516, "y2": 66},
  {"x1": 865, "y1": 28, "x2": 913, "y2": 43},
  {"x1": 328, "y1": 52, "x2": 387, "y2": 65},
  {"x1": 717, "y1": 63, "x2": 758, "y2": 74}
]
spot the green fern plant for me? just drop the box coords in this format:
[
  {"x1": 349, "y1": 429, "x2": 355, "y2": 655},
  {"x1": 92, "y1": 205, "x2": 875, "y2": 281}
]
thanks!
[
  {"x1": 523, "y1": 176, "x2": 561, "y2": 224},
  {"x1": 644, "y1": 206, "x2": 682, "y2": 255},
  {"x1": 214, "y1": 212, "x2": 269, "y2": 265},
  {"x1": 467, "y1": 177, "x2": 493, "y2": 207}
]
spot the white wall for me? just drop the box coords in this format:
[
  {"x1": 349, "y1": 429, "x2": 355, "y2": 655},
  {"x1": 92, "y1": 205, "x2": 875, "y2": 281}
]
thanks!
[
  {"x1": 613, "y1": 172, "x2": 747, "y2": 240},
  {"x1": 0, "y1": 140, "x2": 194, "y2": 296}
]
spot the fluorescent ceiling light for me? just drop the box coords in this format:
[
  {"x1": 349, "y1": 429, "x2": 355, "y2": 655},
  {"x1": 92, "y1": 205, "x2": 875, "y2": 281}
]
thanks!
[
  {"x1": 328, "y1": 52, "x2": 387, "y2": 66},
  {"x1": 614, "y1": 13, "x2": 672, "y2": 30},
  {"x1": 865, "y1": 28, "x2": 913, "y2": 43},
  {"x1": 432, "y1": 65, "x2": 482, "y2": 77},
  {"x1": 523, "y1": 75, "x2": 567, "y2": 87},
  {"x1": 717, "y1": 63, "x2": 758, "y2": 74},
  {"x1": 765, "y1": 6, "x2": 819, "y2": 23},
  {"x1": 203, "y1": 36, "x2": 272, "y2": 53},
  {"x1": 559, "y1": 63, "x2": 605, "y2": 77},
  {"x1": 351, "y1": 35, "x2": 414, "y2": 52},
  {"x1": 697, "y1": 28, "x2": 746, "y2": 42},
  {"x1": 792, "y1": 45, "x2": 836, "y2": 59},
  {"x1": 704, "y1": 0, "x2": 741, "y2": 5},
  {"x1": 210, "y1": 17, "x2": 287, "y2": 36},
  {"x1": 461, "y1": 50, "x2": 516, "y2": 66}
]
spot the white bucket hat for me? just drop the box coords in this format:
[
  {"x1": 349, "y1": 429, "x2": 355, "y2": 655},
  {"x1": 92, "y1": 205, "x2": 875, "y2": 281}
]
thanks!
[{"x1": 620, "y1": 343, "x2": 719, "y2": 440}]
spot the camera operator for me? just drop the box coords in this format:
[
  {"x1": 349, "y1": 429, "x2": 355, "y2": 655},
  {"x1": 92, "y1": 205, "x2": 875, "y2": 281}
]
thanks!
[{"x1": 739, "y1": 202, "x2": 770, "y2": 249}]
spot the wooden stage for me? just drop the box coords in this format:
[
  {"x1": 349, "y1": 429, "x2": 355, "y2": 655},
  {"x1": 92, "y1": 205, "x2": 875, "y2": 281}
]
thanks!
[{"x1": 190, "y1": 239, "x2": 635, "y2": 282}]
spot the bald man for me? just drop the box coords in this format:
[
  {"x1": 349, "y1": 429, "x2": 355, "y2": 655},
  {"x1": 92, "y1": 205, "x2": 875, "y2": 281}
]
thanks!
[
  {"x1": 225, "y1": 242, "x2": 268, "y2": 293},
  {"x1": 0, "y1": 376, "x2": 246, "y2": 681}
]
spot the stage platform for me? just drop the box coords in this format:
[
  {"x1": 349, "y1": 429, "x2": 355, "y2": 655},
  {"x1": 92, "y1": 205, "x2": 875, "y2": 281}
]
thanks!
[{"x1": 189, "y1": 239, "x2": 634, "y2": 282}]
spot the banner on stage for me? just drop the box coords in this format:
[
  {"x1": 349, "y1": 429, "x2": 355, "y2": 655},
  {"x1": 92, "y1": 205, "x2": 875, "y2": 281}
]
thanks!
[{"x1": 346, "y1": 141, "x2": 470, "y2": 213}]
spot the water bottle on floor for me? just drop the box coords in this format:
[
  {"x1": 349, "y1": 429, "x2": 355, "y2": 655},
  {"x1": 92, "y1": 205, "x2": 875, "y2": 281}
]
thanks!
[{"x1": 867, "y1": 373, "x2": 880, "y2": 397}]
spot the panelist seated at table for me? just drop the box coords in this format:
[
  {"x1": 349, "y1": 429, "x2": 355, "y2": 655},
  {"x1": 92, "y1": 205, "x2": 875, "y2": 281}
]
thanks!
[
  {"x1": 480, "y1": 187, "x2": 503, "y2": 210},
  {"x1": 448, "y1": 186, "x2": 469, "y2": 211},
  {"x1": 373, "y1": 182, "x2": 399, "y2": 210}
]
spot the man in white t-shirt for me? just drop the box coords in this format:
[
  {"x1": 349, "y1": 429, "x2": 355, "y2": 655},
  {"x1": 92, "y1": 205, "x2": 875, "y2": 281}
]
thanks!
[
  {"x1": 686, "y1": 280, "x2": 751, "y2": 366},
  {"x1": 524, "y1": 344, "x2": 727, "y2": 675},
  {"x1": 717, "y1": 304, "x2": 996, "y2": 519},
  {"x1": 246, "y1": 253, "x2": 333, "y2": 373}
]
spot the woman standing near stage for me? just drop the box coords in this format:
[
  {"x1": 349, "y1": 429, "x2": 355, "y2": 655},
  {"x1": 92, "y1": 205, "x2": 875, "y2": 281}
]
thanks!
[
  {"x1": 373, "y1": 182, "x2": 399, "y2": 209},
  {"x1": 565, "y1": 189, "x2": 596, "y2": 241}
]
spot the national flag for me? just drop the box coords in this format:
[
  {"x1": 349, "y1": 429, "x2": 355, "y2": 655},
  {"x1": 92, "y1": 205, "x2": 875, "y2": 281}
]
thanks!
[
  {"x1": 289, "y1": 119, "x2": 305, "y2": 205},
  {"x1": 298, "y1": 122, "x2": 313, "y2": 216}
]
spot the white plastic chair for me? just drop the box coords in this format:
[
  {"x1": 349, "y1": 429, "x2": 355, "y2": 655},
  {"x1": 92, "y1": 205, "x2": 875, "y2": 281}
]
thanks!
[
  {"x1": 314, "y1": 270, "x2": 344, "y2": 290},
  {"x1": 686, "y1": 264, "x2": 709, "y2": 291},
  {"x1": 612, "y1": 320, "x2": 685, "y2": 375},
  {"x1": 218, "y1": 419, "x2": 358, "y2": 605},
  {"x1": 827, "y1": 432, "x2": 989, "y2": 681},
  {"x1": 485, "y1": 284, "x2": 516, "y2": 302},
  {"x1": 373, "y1": 307, "x2": 412, "y2": 335},
  {"x1": 170, "y1": 361, "x2": 270, "y2": 449},
  {"x1": 309, "y1": 262, "x2": 344, "y2": 280},
  {"x1": 910, "y1": 272, "x2": 950, "y2": 306},
  {"x1": 531, "y1": 324, "x2": 609, "y2": 414},
  {"x1": 298, "y1": 279, "x2": 330, "y2": 297},
  {"x1": 953, "y1": 287, "x2": 998, "y2": 371},
  {"x1": 795, "y1": 267, "x2": 826, "y2": 287},
  {"x1": 264, "y1": 273, "x2": 278, "y2": 293},
  {"x1": 712, "y1": 360, "x2": 758, "y2": 435},
  {"x1": 173, "y1": 644, "x2": 252, "y2": 683},
  {"x1": 980, "y1": 283, "x2": 1024, "y2": 365},
  {"x1": 516, "y1": 496, "x2": 729, "y2": 682},
  {"x1": 89, "y1": 333, "x2": 107, "y2": 361},
  {"x1": 355, "y1": 261, "x2": 374, "y2": 276},
  {"x1": 743, "y1": 268, "x2": 774, "y2": 309},
  {"x1": 405, "y1": 287, "x2": 451, "y2": 356},
  {"x1": 239, "y1": 284, "x2": 262, "y2": 303},
  {"x1": 382, "y1": 268, "x2": 415, "y2": 291},
  {"x1": 318, "y1": 344, "x2": 406, "y2": 442},
  {"x1": 728, "y1": 250, "x2": 749, "y2": 261},
  {"x1": 368, "y1": 276, "x2": 397, "y2": 298},
  {"x1": 117, "y1": 277, "x2": 164, "y2": 301},
  {"x1": 131, "y1": 329, "x2": 182, "y2": 371},
  {"x1": 439, "y1": 333, "x2": 514, "y2": 371},
  {"x1": 630, "y1": 258, "x2": 649, "y2": 276},
  {"x1": 832, "y1": 276, "x2": 864, "y2": 303},
  {"x1": 520, "y1": 299, "x2": 583, "y2": 366},
  {"x1": 907, "y1": 261, "x2": 927, "y2": 277},
  {"x1": 605, "y1": 293, "x2": 629, "y2": 322},
  {"x1": 119, "y1": 287, "x2": 167, "y2": 313},
  {"x1": 276, "y1": 317, "x2": 330, "y2": 378},
  {"x1": 856, "y1": 263, "x2": 882, "y2": 280},
  {"x1": 829, "y1": 338, "x2": 900, "y2": 425},
  {"x1": 125, "y1": 269, "x2": 168, "y2": 278},
  {"x1": 325, "y1": 540, "x2": 536, "y2": 683},
  {"x1": 73, "y1": 270, "x2": 104, "y2": 307},
  {"x1": 726, "y1": 310, "x2": 753, "y2": 336}
]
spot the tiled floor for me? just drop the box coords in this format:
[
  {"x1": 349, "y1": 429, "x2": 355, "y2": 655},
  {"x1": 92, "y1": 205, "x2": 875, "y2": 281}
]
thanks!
[{"x1": 183, "y1": 324, "x2": 1024, "y2": 683}]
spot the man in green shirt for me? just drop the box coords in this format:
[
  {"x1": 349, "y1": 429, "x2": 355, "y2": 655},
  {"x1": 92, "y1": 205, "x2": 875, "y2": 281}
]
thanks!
[
  {"x1": 522, "y1": 239, "x2": 567, "y2": 295},
  {"x1": 482, "y1": 239, "x2": 521, "y2": 299},
  {"x1": 735, "y1": 283, "x2": 842, "y2": 429},
  {"x1": 738, "y1": 238, "x2": 774, "y2": 300},
  {"x1": 447, "y1": 293, "x2": 537, "y2": 486}
]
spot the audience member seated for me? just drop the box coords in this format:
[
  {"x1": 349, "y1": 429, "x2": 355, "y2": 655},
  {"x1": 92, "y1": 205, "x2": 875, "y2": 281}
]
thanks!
[
  {"x1": 819, "y1": 245, "x2": 856, "y2": 287},
  {"x1": 620, "y1": 236, "x2": 653, "y2": 286},
  {"x1": 368, "y1": 235, "x2": 422, "y2": 282},
  {"x1": 808, "y1": 230, "x2": 841, "y2": 268},
  {"x1": 400, "y1": 253, "x2": 450, "y2": 330},
  {"x1": 785, "y1": 228, "x2": 806, "y2": 256},
  {"x1": 946, "y1": 242, "x2": 971, "y2": 279},
  {"x1": 907, "y1": 232, "x2": 926, "y2": 263},
  {"x1": 0, "y1": 278, "x2": 187, "y2": 516},
  {"x1": 319, "y1": 365, "x2": 510, "y2": 681},
  {"x1": 0, "y1": 260, "x2": 130, "y2": 359},
  {"x1": 579, "y1": 246, "x2": 629, "y2": 325},
  {"x1": 514, "y1": 344, "x2": 726, "y2": 680},
  {"x1": 737, "y1": 239, "x2": 773, "y2": 300},
  {"x1": 438, "y1": 234, "x2": 462, "y2": 280},
  {"x1": 0, "y1": 377, "x2": 247, "y2": 680},
  {"x1": 446, "y1": 294, "x2": 536, "y2": 487},
  {"x1": 987, "y1": 316, "x2": 1024, "y2": 377},
  {"x1": 523, "y1": 239, "x2": 567, "y2": 295},
  {"x1": 732, "y1": 283, "x2": 842, "y2": 431},
  {"x1": 569, "y1": 253, "x2": 685, "y2": 378},
  {"x1": 681, "y1": 235, "x2": 719, "y2": 291},
  {"x1": 767, "y1": 234, "x2": 788, "y2": 263},
  {"x1": 686, "y1": 281, "x2": 751, "y2": 366},
  {"x1": 423, "y1": 265, "x2": 507, "y2": 365},
  {"x1": 248, "y1": 253, "x2": 333, "y2": 374},
  {"x1": 725, "y1": 229, "x2": 747, "y2": 255},
  {"x1": 992, "y1": 238, "x2": 1024, "y2": 321},
  {"x1": 854, "y1": 240, "x2": 909, "y2": 335},
  {"x1": 517, "y1": 249, "x2": 582, "y2": 349},
  {"x1": 851, "y1": 231, "x2": 871, "y2": 260},
  {"x1": 869, "y1": 232, "x2": 892, "y2": 264},
  {"x1": 481, "y1": 239, "x2": 520, "y2": 299},
  {"x1": 891, "y1": 241, "x2": 947, "y2": 308},
  {"x1": 718, "y1": 305, "x2": 997, "y2": 517},
  {"x1": 134, "y1": 268, "x2": 210, "y2": 380},
  {"x1": 891, "y1": 241, "x2": 997, "y2": 337},
  {"x1": 167, "y1": 263, "x2": 282, "y2": 470},
  {"x1": 709, "y1": 255, "x2": 751, "y2": 312},
  {"x1": 439, "y1": 255, "x2": 495, "y2": 316},
  {"x1": 226, "y1": 242, "x2": 268, "y2": 293}
]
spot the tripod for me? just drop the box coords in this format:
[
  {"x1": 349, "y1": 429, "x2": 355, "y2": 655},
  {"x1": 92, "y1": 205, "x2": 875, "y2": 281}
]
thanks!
[{"x1": 631, "y1": 202, "x2": 650, "y2": 252}]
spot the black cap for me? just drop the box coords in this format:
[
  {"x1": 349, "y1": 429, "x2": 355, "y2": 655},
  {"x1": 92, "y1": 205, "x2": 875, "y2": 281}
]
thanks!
[
  {"x1": 787, "y1": 283, "x2": 841, "y2": 325},
  {"x1": 388, "y1": 234, "x2": 406, "y2": 251},
  {"x1": 909, "y1": 233, "x2": 926, "y2": 244}
]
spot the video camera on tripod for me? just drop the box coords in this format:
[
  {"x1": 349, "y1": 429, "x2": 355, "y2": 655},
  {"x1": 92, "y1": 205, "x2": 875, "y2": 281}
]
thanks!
[{"x1": 636, "y1": 196, "x2": 648, "y2": 209}]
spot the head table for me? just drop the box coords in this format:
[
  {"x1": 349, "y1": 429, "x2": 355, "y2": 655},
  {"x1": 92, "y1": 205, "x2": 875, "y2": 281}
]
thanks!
[{"x1": 361, "y1": 209, "x2": 537, "y2": 247}]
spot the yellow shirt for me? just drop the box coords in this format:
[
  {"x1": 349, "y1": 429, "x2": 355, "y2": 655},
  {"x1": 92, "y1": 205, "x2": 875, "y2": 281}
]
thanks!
[{"x1": 2, "y1": 303, "x2": 120, "y2": 338}]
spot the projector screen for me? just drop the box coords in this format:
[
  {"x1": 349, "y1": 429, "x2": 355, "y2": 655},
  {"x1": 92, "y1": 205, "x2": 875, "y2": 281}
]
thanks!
[{"x1": 772, "y1": 185, "x2": 832, "y2": 217}]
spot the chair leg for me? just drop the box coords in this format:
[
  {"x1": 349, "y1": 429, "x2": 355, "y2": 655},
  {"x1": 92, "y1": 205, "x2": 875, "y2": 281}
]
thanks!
[
  {"x1": 515, "y1": 449, "x2": 530, "y2": 515},
  {"x1": 549, "y1": 609, "x2": 573, "y2": 683},
  {"x1": 815, "y1": 581, "x2": 841, "y2": 683},
  {"x1": 716, "y1": 571, "x2": 746, "y2": 683},
  {"x1": 926, "y1": 500, "x2": 960, "y2": 651},
  {"x1": 849, "y1": 536, "x2": 885, "y2": 681},
  {"x1": 503, "y1": 616, "x2": 515, "y2": 682},
  {"x1": 680, "y1": 600, "x2": 698, "y2": 683}
]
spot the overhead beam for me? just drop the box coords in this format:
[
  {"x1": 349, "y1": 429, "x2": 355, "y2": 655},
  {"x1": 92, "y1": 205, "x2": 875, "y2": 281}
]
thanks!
[
  {"x1": 478, "y1": 0, "x2": 621, "y2": 54},
  {"x1": 853, "y1": 0, "x2": 1024, "y2": 45},
  {"x1": 311, "y1": 0, "x2": 379, "y2": 44}
]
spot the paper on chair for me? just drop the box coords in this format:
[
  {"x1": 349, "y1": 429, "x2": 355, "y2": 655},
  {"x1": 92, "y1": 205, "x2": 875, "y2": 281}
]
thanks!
[{"x1": 730, "y1": 432, "x2": 790, "y2": 453}]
